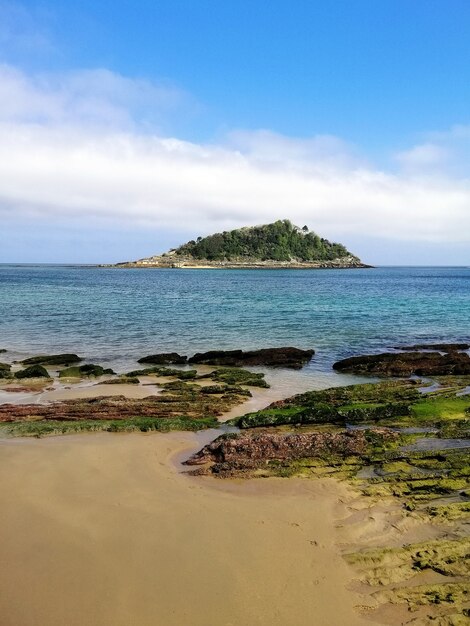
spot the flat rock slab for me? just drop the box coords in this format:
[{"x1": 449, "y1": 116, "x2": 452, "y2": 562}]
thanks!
[{"x1": 21, "y1": 353, "x2": 82, "y2": 366}]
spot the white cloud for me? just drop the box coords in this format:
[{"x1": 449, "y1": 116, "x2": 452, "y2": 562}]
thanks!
[
  {"x1": 395, "y1": 143, "x2": 448, "y2": 168},
  {"x1": 0, "y1": 64, "x2": 187, "y2": 129},
  {"x1": 1, "y1": 64, "x2": 470, "y2": 246}
]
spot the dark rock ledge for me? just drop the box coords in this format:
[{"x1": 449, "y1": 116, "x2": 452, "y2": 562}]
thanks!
[
  {"x1": 333, "y1": 350, "x2": 470, "y2": 376},
  {"x1": 188, "y1": 347, "x2": 315, "y2": 369}
]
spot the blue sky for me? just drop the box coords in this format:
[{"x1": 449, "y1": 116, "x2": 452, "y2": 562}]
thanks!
[{"x1": 1, "y1": 0, "x2": 470, "y2": 263}]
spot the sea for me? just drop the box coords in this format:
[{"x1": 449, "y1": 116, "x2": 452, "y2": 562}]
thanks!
[{"x1": 1, "y1": 265, "x2": 469, "y2": 393}]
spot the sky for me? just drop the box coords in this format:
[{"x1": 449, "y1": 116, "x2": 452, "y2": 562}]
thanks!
[{"x1": 1, "y1": 0, "x2": 470, "y2": 264}]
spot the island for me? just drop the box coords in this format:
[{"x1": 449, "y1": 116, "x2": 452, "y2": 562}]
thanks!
[{"x1": 104, "y1": 219, "x2": 370, "y2": 269}]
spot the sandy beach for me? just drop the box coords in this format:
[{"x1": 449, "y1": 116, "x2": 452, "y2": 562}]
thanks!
[{"x1": 0, "y1": 431, "x2": 371, "y2": 626}]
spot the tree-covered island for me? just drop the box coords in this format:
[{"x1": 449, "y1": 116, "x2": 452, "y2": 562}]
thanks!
[{"x1": 106, "y1": 220, "x2": 370, "y2": 269}]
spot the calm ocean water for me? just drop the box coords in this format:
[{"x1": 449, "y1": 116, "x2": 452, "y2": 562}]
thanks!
[{"x1": 1, "y1": 265, "x2": 469, "y2": 383}]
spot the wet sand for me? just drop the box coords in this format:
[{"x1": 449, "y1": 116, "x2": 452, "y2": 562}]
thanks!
[{"x1": 0, "y1": 431, "x2": 371, "y2": 626}]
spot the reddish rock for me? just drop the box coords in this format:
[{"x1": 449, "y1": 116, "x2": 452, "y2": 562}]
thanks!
[{"x1": 184, "y1": 428, "x2": 398, "y2": 474}]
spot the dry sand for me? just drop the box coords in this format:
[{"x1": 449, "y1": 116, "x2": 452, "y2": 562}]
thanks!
[{"x1": 0, "y1": 431, "x2": 372, "y2": 626}]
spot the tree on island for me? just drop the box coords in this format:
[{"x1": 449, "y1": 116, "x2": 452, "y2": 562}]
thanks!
[{"x1": 174, "y1": 219, "x2": 354, "y2": 262}]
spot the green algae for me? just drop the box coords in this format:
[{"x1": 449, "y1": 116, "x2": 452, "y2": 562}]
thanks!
[
  {"x1": 426, "y1": 502, "x2": 470, "y2": 522},
  {"x1": 14, "y1": 365, "x2": 50, "y2": 379},
  {"x1": 0, "y1": 416, "x2": 219, "y2": 438},
  {"x1": 208, "y1": 367, "x2": 269, "y2": 388},
  {"x1": 59, "y1": 364, "x2": 115, "y2": 378},
  {"x1": 346, "y1": 537, "x2": 470, "y2": 584},
  {"x1": 125, "y1": 366, "x2": 198, "y2": 379},
  {"x1": 411, "y1": 397, "x2": 470, "y2": 422}
]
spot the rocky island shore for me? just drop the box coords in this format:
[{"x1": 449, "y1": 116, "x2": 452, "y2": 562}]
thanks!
[{"x1": 103, "y1": 220, "x2": 371, "y2": 269}]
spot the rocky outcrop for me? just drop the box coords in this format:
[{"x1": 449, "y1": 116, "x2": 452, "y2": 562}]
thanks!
[
  {"x1": 333, "y1": 351, "x2": 470, "y2": 376},
  {"x1": 59, "y1": 364, "x2": 115, "y2": 378},
  {"x1": 0, "y1": 363, "x2": 11, "y2": 378},
  {"x1": 0, "y1": 385, "x2": 246, "y2": 423},
  {"x1": 110, "y1": 256, "x2": 370, "y2": 270},
  {"x1": 188, "y1": 347, "x2": 314, "y2": 369},
  {"x1": 138, "y1": 353, "x2": 188, "y2": 365},
  {"x1": 14, "y1": 365, "x2": 50, "y2": 379},
  {"x1": 21, "y1": 353, "x2": 82, "y2": 366},
  {"x1": 184, "y1": 429, "x2": 398, "y2": 475}
]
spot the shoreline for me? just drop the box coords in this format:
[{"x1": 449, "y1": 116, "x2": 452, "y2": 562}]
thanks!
[
  {"x1": 101, "y1": 262, "x2": 373, "y2": 270},
  {"x1": 1, "y1": 345, "x2": 469, "y2": 623},
  {"x1": 0, "y1": 430, "x2": 372, "y2": 626}
]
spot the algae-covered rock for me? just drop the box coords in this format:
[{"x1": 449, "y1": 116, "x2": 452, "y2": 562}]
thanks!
[
  {"x1": 59, "y1": 364, "x2": 115, "y2": 378},
  {"x1": 126, "y1": 366, "x2": 197, "y2": 379},
  {"x1": 138, "y1": 352, "x2": 187, "y2": 365},
  {"x1": 209, "y1": 367, "x2": 269, "y2": 388},
  {"x1": 15, "y1": 365, "x2": 50, "y2": 379},
  {"x1": 21, "y1": 353, "x2": 82, "y2": 366},
  {"x1": 200, "y1": 385, "x2": 227, "y2": 394},
  {"x1": 0, "y1": 363, "x2": 12, "y2": 379},
  {"x1": 233, "y1": 380, "x2": 416, "y2": 428}
]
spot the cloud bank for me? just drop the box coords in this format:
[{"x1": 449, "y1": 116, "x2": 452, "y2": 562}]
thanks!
[{"x1": 1, "y1": 63, "x2": 470, "y2": 250}]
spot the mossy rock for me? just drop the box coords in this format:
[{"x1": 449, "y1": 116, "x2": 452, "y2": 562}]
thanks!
[
  {"x1": 21, "y1": 353, "x2": 82, "y2": 366},
  {"x1": 200, "y1": 385, "x2": 227, "y2": 394},
  {"x1": 0, "y1": 362, "x2": 12, "y2": 379},
  {"x1": 137, "y1": 352, "x2": 187, "y2": 365},
  {"x1": 126, "y1": 366, "x2": 197, "y2": 379},
  {"x1": 15, "y1": 365, "x2": 50, "y2": 379},
  {"x1": 210, "y1": 367, "x2": 269, "y2": 388},
  {"x1": 426, "y1": 501, "x2": 470, "y2": 521},
  {"x1": 0, "y1": 415, "x2": 220, "y2": 437},
  {"x1": 59, "y1": 364, "x2": 115, "y2": 378},
  {"x1": 101, "y1": 376, "x2": 140, "y2": 385}
]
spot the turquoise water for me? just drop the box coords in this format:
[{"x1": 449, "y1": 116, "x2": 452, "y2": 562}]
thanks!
[{"x1": 1, "y1": 265, "x2": 469, "y2": 374}]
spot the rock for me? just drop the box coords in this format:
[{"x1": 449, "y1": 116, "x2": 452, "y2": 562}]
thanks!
[
  {"x1": 209, "y1": 368, "x2": 269, "y2": 388},
  {"x1": 188, "y1": 347, "x2": 314, "y2": 369},
  {"x1": 393, "y1": 343, "x2": 470, "y2": 352},
  {"x1": 0, "y1": 363, "x2": 12, "y2": 379},
  {"x1": 185, "y1": 429, "x2": 397, "y2": 472},
  {"x1": 137, "y1": 352, "x2": 187, "y2": 364},
  {"x1": 199, "y1": 385, "x2": 227, "y2": 394},
  {"x1": 14, "y1": 365, "x2": 50, "y2": 379},
  {"x1": 126, "y1": 365, "x2": 197, "y2": 379},
  {"x1": 59, "y1": 364, "x2": 115, "y2": 378},
  {"x1": 0, "y1": 349, "x2": 7, "y2": 353},
  {"x1": 333, "y1": 351, "x2": 470, "y2": 376},
  {"x1": 21, "y1": 353, "x2": 82, "y2": 366},
  {"x1": 0, "y1": 386, "x2": 247, "y2": 423}
]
